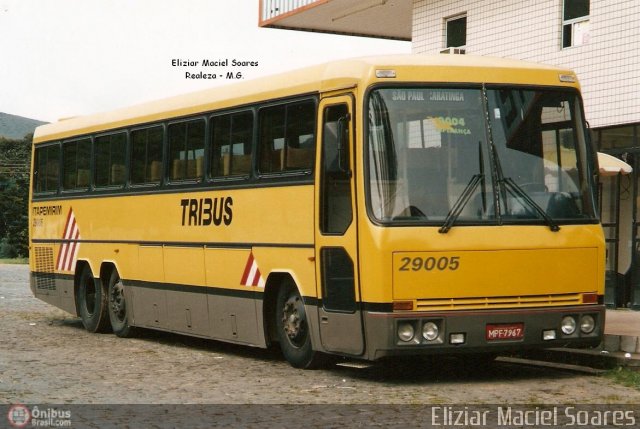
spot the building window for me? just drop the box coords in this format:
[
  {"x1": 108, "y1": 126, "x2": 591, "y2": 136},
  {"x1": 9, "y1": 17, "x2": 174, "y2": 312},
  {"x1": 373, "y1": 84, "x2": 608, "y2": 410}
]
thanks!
[
  {"x1": 445, "y1": 14, "x2": 467, "y2": 49},
  {"x1": 563, "y1": 0, "x2": 590, "y2": 48},
  {"x1": 598, "y1": 125, "x2": 637, "y2": 151}
]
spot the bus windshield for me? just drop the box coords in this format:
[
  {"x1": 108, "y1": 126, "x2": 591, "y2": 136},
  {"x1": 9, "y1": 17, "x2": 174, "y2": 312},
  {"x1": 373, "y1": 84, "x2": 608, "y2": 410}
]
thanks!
[{"x1": 366, "y1": 86, "x2": 596, "y2": 227}]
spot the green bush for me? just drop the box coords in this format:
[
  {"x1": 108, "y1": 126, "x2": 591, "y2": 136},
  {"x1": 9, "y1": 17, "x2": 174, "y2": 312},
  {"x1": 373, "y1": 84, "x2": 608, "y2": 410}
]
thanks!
[{"x1": 0, "y1": 134, "x2": 31, "y2": 258}]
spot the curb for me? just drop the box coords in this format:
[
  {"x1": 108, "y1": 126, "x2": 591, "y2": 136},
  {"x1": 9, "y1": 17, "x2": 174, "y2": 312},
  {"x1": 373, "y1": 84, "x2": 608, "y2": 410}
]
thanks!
[
  {"x1": 522, "y1": 334, "x2": 640, "y2": 370},
  {"x1": 604, "y1": 334, "x2": 640, "y2": 354}
]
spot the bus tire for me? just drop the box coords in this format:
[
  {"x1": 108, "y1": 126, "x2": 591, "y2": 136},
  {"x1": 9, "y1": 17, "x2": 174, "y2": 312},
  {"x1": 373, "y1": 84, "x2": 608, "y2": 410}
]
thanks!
[
  {"x1": 276, "y1": 280, "x2": 324, "y2": 369},
  {"x1": 107, "y1": 269, "x2": 136, "y2": 338},
  {"x1": 76, "y1": 264, "x2": 110, "y2": 333}
]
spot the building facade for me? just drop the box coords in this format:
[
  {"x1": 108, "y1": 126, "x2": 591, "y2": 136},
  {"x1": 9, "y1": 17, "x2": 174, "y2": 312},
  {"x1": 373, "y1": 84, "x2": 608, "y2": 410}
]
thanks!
[{"x1": 260, "y1": 0, "x2": 640, "y2": 309}]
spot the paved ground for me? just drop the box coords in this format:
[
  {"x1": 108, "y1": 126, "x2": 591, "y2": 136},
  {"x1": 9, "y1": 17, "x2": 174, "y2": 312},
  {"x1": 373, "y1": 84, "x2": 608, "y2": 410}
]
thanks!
[{"x1": 1, "y1": 264, "x2": 639, "y2": 427}]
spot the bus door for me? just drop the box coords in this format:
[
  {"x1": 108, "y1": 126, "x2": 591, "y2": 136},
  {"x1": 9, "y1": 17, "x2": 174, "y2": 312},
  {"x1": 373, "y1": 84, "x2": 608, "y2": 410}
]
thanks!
[{"x1": 314, "y1": 94, "x2": 364, "y2": 355}]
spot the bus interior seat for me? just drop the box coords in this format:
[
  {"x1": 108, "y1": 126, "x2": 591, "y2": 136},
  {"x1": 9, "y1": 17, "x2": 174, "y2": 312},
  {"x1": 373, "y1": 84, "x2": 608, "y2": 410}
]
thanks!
[
  {"x1": 285, "y1": 146, "x2": 314, "y2": 170},
  {"x1": 77, "y1": 169, "x2": 90, "y2": 187},
  {"x1": 111, "y1": 164, "x2": 126, "y2": 184},
  {"x1": 195, "y1": 156, "x2": 204, "y2": 178},
  {"x1": 222, "y1": 153, "x2": 252, "y2": 176},
  {"x1": 150, "y1": 160, "x2": 162, "y2": 182},
  {"x1": 171, "y1": 159, "x2": 186, "y2": 180}
]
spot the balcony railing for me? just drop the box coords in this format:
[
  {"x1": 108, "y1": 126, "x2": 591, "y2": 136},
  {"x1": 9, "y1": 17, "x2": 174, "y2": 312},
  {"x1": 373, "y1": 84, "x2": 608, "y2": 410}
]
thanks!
[{"x1": 261, "y1": 0, "x2": 320, "y2": 21}]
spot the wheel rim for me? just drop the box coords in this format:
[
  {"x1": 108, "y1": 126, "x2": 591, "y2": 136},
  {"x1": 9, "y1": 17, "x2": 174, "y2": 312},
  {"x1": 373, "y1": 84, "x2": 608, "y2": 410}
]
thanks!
[
  {"x1": 281, "y1": 294, "x2": 307, "y2": 348},
  {"x1": 110, "y1": 278, "x2": 126, "y2": 323}
]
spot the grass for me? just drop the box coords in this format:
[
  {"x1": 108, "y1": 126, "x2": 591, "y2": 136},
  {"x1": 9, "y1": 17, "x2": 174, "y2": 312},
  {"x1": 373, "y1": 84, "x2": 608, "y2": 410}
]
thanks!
[
  {"x1": 0, "y1": 258, "x2": 28, "y2": 264},
  {"x1": 604, "y1": 367, "x2": 640, "y2": 391}
]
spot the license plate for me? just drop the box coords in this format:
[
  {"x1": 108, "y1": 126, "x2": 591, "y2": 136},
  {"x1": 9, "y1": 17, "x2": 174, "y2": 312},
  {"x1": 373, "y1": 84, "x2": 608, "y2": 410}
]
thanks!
[{"x1": 486, "y1": 323, "x2": 524, "y2": 341}]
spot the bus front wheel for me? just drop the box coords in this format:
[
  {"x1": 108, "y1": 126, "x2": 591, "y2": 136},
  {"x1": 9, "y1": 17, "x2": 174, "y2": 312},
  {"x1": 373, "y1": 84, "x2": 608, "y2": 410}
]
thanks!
[
  {"x1": 276, "y1": 280, "x2": 324, "y2": 369},
  {"x1": 76, "y1": 264, "x2": 110, "y2": 333},
  {"x1": 107, "y1": 270, "x2": 136, "y2": 338}
]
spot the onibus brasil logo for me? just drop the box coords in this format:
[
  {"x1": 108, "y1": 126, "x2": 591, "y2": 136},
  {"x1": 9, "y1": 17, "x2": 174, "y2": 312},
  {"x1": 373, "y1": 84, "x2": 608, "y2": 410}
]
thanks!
[
  {"x1": 7, "y1": 405, "x2": 30, "y2": 428},
  {"x1": 7, "y1": 405, "x2": 72, "y2": 428}
]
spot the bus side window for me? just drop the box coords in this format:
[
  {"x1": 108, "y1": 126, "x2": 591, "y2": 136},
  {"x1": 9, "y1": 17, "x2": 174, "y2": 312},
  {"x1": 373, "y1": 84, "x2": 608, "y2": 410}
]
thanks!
[
  {"x1": 34, "y1": 144, "x2": 60, "y2": 194},
  {"x1": 62, "y1": 138, "x2": 91, "y2": 191},
  {"x1": 130, "y1": 126, "x2": 163, "y2": 185},
  {"x1": 168, "y1": 119, "x2": 205, "y2": 182},
  {"x1": 94, "y1": 133, "x2": 126, "y2": 188},
  {"x1": 285, "y1": 102, "x2": 316, "y2": 171},
  {"x1": 211, "y1": 111, "x2": 253, "y2": 179},
  {"x1": 259, "y1": 100, "x2": 316, "y2": 175},
  {"x1": 259, "y1": 105, "x2": 286, "y2": 174}
]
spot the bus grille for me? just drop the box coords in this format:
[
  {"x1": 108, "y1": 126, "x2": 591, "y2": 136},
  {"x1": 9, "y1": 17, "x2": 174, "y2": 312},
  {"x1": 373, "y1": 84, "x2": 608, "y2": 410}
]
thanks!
[
  {"x1": 34, "y1": 246, "x2": 56, "y2": 291},
  {"x1": 415, "y1": 293, "x2": 582, "y2": 311}
]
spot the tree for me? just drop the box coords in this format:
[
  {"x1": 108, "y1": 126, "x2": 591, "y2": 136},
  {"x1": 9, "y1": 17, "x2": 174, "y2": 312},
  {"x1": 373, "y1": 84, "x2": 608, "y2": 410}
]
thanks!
[{"x1": 0, "y1": 134, "x2": 32, "y2": 258}]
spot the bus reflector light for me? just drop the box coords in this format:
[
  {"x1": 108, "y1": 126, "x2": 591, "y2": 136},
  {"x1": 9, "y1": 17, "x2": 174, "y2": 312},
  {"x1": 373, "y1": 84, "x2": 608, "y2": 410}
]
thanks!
[
  {"x1": 543, "y1": 330, "x2": 556, "y2": 341},
  {"x1": 393, "y1": 301, "x2": 414, "y2": 311},
  {"x1": 582, "y1": 293, "x2": 598, "y2": 304},
  {"x1": 450, "y1": 333, "x2": 465, "y2": 345},
  {"x1": 376, "y1": 69, "x2": 396, "y2": 78}
]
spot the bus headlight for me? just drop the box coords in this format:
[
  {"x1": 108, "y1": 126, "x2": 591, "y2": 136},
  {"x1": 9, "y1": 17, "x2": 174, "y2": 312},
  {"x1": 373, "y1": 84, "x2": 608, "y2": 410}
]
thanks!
[
  {"x1": 561, "y1": 316, "x2": 576, "y2": 335},
  {"x1": 422, "y1": 322, "x2": 439, "y2": 341},
  {"x1": 580, "y1": 315, "x2": 595, "y2": 334},
  {"x1": 398, "y1": 323, "x2": 415, "y2": 342}
]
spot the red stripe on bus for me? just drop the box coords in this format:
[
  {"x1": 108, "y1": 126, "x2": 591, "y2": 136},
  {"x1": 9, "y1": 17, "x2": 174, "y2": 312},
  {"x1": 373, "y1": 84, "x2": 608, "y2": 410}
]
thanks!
[
  {"x1": 56, "y1": 208, "x2": 74, "y2": 269},
  {"x1": 240, "y1": 252, "x2": 254, "y2": 285},
  {"x1": 63, "y1": 221, "x2": 77, "y2": 271},
  {"x1": 251, "y1": 267, "x2": 261, "y2": 287},
  {"x1": 65, "y1": 226, "x2": 80, "y2": 271}
]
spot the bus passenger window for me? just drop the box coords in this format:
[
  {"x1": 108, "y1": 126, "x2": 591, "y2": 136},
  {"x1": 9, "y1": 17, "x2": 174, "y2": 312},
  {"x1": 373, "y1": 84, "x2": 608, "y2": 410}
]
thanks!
[
  {"x1": 94, "y1": 133, "x2": 126, "y2": 188},
  {"x1": 34, "y1": 144, "x2": 60, "y2": 194},
  {"x1": 131, "y1": 126, "x2": 163, "y2": 185},
  {"x1": 259, "y1": 100, "x2": 316, "y2": 175},
  {"x1": 169, "y1": 119, "x2": 205, "y2": 181},
  {"x1": 62, "y1": 138, "x2": 91, "y2": 191},
  {"x1": 211, "y1": 111, "x2": 253, "y2": 178}
]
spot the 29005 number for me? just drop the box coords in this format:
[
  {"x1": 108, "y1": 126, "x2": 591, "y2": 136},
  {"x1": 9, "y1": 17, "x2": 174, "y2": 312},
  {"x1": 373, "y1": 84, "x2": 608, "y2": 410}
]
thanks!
[{"x1": 399, "y1": 256, "x2": 460, "y2": 272}]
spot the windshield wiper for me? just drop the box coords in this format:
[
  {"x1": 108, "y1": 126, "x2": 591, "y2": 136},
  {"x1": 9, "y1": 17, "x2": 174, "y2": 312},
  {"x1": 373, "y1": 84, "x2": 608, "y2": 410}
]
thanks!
[
  {"x1": 501, "y1": 177, "x2": 560, "y2": 232},
  {"x1": 439, "y1": 174, "x2": 483, "y2": 234}
]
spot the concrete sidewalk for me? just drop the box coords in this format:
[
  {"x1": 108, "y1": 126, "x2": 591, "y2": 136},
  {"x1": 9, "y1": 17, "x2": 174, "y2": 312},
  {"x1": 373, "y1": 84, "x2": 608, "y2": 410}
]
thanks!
[{"x1": 602, "y1": 309, "x2": 640, "y2": 355}]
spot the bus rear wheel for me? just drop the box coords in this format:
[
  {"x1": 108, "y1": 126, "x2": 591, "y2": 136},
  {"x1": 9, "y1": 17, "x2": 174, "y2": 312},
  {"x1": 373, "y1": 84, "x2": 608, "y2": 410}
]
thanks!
[
  {"x1": 276, "y1": 281, "x2": 325, "y2": 369},
  {"x1": 76, "y1": 264, "x2": 110, "y2": 333},
  {"x1": 107, "y1": 269, "x2": 136, "y2": 338}
]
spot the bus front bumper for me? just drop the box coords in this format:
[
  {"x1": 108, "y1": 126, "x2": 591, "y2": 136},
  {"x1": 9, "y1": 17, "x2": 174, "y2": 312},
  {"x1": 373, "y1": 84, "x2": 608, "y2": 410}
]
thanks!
[{"x1": 363, "y1": 305, "x2": 605, "y2": 361}]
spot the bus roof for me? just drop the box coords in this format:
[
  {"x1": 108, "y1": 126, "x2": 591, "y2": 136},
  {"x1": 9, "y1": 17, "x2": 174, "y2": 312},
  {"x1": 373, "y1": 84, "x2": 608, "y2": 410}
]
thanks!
[{"x1": 33, "y1": 54, "x2": 577, "y2": 143}]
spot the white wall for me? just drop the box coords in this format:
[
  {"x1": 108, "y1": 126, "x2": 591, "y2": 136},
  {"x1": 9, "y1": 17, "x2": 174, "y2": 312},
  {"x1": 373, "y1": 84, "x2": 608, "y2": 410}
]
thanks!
[{"x1": 412, "y1": 0, "x2": 640, "y2": 128}]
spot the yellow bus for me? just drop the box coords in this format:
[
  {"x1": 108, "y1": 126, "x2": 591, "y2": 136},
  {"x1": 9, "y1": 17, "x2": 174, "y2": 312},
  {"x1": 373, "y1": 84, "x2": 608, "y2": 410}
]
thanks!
[{"x1": 29, "y1": 55, "x2": 605, "y2": 368}]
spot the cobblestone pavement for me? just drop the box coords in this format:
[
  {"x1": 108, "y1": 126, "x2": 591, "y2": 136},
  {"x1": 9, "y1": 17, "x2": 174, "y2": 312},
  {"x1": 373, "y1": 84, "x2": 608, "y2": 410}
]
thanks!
[{"x1": 1, "y1": 264, "x2": 639, "y2": 427}]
